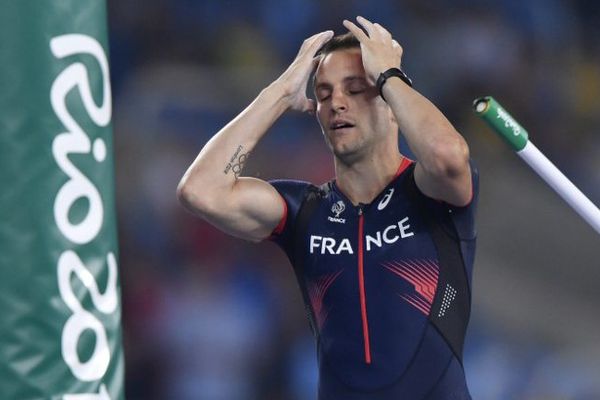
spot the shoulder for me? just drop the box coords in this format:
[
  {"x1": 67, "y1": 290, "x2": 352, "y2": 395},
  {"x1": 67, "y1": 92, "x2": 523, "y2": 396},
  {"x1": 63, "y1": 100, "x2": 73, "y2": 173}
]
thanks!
[
  {"x1": 269, "y1": 179, "x2": 317, "y2": 214},
  {"x1": 269, "y1": 179, "x2": 315, "y2": 200},
  {"x1": 269, "y1": 178, "x2": 335, "y2": 214},
  {"x1": 267, "y1": 179, "x2": 323, "y2": 244},
  {"x1": 405, "y1": 159, "x2": 479, "y2": 205},
  {"x1": 403, "y1": 160, "x2": 479, "y2": 240}
]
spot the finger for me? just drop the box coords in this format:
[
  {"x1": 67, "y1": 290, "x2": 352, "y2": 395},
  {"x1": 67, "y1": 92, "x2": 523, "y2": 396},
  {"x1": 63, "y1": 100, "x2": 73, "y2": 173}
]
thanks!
[
  {"x1": 373, "y1": 23, "x2": 392, "y2": 41},
  {"x1": 312, "y1": 30, "x2": 334, "y2": 46},
  {"x1": 356, "y1": 16, "x2": 379, "y2": 40},
  {"x1": 392, "y1": 39, "x2": 403, "y2": 58},
  {"x1": 300, "y1": 30, "x2": 334, "y2": 55},
  {"x1": 309, "y1": 55, "x2": 322, "y2": 75},
  {"x1": 317, "y1": 30, "x2": 334, "y2": 41},
  {"x1": 311, "y1": 54, "x2": 323, "y2": 67},
  {"x1": 305, "y1": 30, "x2": 334, "y2": 42},
  {"x1": 304, "y1": 98, "x2": 316, "y2": 114},
  {"x1": 293, "y1": 33, "x2": 331, "y2": 67},
  {"x1": 310, "y1": 31, "x2": 334, "y2": 56},
  {"x1": 342, "y1": 19, "x2": 369, "y2": 43}
]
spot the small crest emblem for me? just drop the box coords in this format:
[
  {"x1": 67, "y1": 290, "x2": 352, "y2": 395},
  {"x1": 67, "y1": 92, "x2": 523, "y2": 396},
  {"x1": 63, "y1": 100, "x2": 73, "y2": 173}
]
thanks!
[{"x1": 331, "y1": 200, "x2": 345, "y2": 218}]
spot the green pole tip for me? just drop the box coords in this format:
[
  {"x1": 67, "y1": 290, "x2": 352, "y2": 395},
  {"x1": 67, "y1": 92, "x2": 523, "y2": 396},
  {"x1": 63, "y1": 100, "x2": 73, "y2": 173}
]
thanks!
[
  {"x1": 472, "y1": 96, "x2": 529, "y2": 151},
  {"x1": 473, "y1": 97, "x2": 491, "y2": 114}
]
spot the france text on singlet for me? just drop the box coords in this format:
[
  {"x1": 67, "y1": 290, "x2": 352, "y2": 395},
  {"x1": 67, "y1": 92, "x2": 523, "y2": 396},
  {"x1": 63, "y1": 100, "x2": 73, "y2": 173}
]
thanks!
[{"x1": 269, "y1": 159, "x2": 478, "y2": 400}]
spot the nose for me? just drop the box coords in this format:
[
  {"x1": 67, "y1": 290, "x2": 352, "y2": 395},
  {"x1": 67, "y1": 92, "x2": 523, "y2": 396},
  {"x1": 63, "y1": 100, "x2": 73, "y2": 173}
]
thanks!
[{"x1": 330, "y1": 88, "x2": 347, "y2": 113}]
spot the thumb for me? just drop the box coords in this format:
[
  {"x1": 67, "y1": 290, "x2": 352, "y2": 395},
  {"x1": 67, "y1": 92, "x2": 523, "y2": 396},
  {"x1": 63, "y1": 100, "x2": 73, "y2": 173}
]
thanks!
[{"x1": 303, "y1": 98, "x2": 316, "y2": 114}]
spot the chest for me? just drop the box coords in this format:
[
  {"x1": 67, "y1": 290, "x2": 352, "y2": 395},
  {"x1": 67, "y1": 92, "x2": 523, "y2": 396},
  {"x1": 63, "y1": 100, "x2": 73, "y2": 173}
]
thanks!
[{"x1": 302, "y1": 189, "x2": 439, "y2": 275}]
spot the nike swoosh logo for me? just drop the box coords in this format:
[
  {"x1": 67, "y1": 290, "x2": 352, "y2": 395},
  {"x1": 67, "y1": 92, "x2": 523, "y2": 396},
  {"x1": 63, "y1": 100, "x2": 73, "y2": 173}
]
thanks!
[{"x1": 377, "y1": 188, "x2": 394, "y2": 210}]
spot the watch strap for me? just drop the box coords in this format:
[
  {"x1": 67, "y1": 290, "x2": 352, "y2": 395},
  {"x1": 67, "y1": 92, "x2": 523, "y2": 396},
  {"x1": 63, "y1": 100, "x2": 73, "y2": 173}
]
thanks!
[{"x1": 376, "y1": 67, "x2": 413, "y2": 101}]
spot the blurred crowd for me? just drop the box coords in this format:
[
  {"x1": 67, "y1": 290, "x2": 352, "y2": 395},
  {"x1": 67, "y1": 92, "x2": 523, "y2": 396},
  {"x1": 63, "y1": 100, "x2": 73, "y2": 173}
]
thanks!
[{"x1": 107, "y1": 1, "x2": 600, "y2": 399}]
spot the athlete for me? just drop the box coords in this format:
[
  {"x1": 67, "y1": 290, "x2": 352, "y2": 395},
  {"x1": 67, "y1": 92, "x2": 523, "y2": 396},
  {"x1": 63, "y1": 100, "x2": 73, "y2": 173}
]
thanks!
[{"x1": 178, "y1": 16, "x2": 478, "y2": 400}]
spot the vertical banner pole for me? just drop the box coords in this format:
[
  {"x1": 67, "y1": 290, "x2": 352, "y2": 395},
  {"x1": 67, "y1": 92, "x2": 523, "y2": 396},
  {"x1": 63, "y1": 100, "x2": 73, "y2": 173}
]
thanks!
[{"x1": 0, "y1": 1, "x2": 125, "y2": 399}]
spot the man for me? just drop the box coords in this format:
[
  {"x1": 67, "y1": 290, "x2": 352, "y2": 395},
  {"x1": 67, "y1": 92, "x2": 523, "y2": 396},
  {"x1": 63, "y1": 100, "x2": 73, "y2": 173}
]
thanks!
[{"x1": 178, "y1": 16, "x2": 477, "y2": 400}]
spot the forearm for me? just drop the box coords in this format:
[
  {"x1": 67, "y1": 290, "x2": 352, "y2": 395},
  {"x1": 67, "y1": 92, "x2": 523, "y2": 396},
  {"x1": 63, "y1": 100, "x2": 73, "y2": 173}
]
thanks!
[
  {"x1": 177, "y1": 30, "x2": 332, "y2": 240},
  {"x1": 341, "y1": 16, "x2": 471, "y2": 204},
  {"x1": 382, "y1": 78, "x2": 469, "y2": 176},
  {"x1": 177, "y1": 82, "x2": 289, "y2": 212}
]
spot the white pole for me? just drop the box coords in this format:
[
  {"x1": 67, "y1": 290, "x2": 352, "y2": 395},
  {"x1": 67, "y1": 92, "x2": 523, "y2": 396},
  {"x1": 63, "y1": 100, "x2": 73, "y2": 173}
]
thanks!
[
  {"x1": 474, "y1": 96, "x2": 600, "y2": 235},
  {"x1": 517, "y1": 142, "x2": 600, "y2": 234}
]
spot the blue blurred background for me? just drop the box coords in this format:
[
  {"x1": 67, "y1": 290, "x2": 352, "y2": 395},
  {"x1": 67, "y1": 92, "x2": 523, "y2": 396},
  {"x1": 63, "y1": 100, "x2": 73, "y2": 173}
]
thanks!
[{"x1": 107, "y1": 1, "x2": 600, "y2": 398}]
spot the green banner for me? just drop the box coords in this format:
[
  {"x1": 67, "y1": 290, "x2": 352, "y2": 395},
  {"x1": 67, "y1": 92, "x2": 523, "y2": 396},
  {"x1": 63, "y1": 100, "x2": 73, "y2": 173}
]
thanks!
[{"x1": 0, "y1": 1, "x2": 124, "y2": 399}]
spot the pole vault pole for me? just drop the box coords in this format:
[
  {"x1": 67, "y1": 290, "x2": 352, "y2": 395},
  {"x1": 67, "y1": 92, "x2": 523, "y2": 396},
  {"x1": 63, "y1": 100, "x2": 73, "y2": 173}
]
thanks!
[{"x1": 473, "y1": 96, "x2": 600, "y2": 235}]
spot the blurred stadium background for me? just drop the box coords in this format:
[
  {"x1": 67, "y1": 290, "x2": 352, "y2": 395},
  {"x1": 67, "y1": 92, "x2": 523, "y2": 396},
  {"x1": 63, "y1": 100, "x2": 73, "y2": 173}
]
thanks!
[{"x1": 107, "y1": 1, "x2": 600, "y2": 398}]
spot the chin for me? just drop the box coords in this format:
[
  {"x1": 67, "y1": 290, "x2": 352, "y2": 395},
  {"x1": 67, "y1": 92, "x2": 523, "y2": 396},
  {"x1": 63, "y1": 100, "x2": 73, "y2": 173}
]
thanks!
[
  {"x1": 323, "y1": 131, "x2": 366, "y2": 162},
  {"x1": 331, "y1": 142, "x2": 364, "y2": 164}
]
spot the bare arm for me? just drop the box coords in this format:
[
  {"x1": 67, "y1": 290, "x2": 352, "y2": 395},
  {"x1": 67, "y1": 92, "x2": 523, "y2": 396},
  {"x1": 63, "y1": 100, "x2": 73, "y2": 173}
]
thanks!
[
  {"x1": 177, "y1": 31, "x2": 333, "y2": 242},
  {"x1": 343, "y1": 17, "x2": 472, "y2": 206}
]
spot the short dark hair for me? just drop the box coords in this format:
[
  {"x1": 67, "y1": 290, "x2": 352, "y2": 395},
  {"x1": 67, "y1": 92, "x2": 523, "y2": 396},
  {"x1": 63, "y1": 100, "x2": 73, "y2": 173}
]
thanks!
[
  {"x1": 316, "y1": 32, "x2": 360, "y2": 57},
  {"x1": 311, "y1": 32, "x2": 360, "y2": 94}
]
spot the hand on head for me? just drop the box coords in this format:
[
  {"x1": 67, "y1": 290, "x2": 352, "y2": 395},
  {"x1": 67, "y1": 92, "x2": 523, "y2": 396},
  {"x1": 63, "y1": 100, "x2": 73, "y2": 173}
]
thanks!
[
  {"x1": 276, "y1": 17, "x2": 402, "y2": 114},
  {"x1": 275, "y1": 30, "x2": 333, "y2": 113},
  {"x1": 342, "y1": 16, "x2": 403, "y2": 84}
]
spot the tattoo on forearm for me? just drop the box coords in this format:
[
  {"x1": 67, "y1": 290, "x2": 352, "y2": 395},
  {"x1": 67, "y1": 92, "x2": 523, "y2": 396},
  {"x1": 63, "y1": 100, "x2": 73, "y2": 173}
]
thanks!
[{"x1": 224, "y1": 145, "x2": 250, "y2": 179}]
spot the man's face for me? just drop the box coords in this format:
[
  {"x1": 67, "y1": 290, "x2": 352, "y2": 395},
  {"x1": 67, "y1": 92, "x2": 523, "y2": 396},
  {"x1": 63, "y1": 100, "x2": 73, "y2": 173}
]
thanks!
[{"x1": 314, "y1": 48, "x2": 391, "y2": 162}]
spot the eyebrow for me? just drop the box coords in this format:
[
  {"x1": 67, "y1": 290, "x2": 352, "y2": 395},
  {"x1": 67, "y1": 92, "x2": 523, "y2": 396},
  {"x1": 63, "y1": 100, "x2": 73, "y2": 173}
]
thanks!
[{"x1": 314, "y1": 76, "x2": 368, "y2": 91}]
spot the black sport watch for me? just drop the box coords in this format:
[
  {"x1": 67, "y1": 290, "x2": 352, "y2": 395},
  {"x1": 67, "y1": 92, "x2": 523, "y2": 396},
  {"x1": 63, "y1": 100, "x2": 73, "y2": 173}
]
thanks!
[{"x1": 376, "y1": 67, "x2": 413, "y2": 102}]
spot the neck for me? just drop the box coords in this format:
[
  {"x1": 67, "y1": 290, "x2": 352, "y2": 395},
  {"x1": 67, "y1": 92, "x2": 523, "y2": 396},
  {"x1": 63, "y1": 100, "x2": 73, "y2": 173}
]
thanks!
[{"x1": 334, "y1": 148, "x2": 404, "y2": 206}]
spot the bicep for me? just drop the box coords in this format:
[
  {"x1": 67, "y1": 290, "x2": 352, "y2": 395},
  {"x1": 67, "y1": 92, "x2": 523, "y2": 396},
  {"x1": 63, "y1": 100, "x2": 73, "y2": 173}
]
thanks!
[{"x1": 200, "y1": 177, "x2": 285, "y2": 242}]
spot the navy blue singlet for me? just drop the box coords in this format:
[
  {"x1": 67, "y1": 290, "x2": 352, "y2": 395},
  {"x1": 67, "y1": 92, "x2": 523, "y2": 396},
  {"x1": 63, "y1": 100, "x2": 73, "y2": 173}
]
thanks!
[{"x1": 269, "y1": 159, "x2": 478, "y2": 400}]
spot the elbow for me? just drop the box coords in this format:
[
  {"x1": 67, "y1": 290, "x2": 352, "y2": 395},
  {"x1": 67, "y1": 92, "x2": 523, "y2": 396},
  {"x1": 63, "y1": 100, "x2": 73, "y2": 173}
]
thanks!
[
  {"x1": 177, "y1": 177, "x2": 230, "y2": 220},
  {"x1": 177, "y1": 178, "x2": 209, "y2": 215},
  {"x1": 176, "y1": 178, "x2": 194, "y2": 210},
  {"x1": 426, "y1": 131, "x2": 470, "y2": 178}
]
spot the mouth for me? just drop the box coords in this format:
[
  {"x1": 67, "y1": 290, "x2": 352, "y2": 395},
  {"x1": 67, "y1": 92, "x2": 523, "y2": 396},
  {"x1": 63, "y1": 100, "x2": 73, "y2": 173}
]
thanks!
[{"x1": 329, "y1": 119, "x2": 355, "y2": 132}]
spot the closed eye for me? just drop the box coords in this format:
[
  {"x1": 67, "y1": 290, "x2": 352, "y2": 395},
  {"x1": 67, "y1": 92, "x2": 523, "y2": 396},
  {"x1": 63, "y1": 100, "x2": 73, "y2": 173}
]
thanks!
[
  {"x1": 347, "y1": 82, "x2": 367, "y2": 95},
  {"x1": 316, "y1": 87, "x2": 331, "y2": 102}
]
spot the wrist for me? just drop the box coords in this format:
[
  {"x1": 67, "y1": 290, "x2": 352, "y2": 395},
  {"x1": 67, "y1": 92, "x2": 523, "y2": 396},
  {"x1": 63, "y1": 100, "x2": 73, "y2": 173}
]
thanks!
[
  {"x1": 376, "y1": 67, "x2": 413, "y2": 102},
  {"x1": 262, "y1": 81, "x2": 293, "y2": 111}
]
